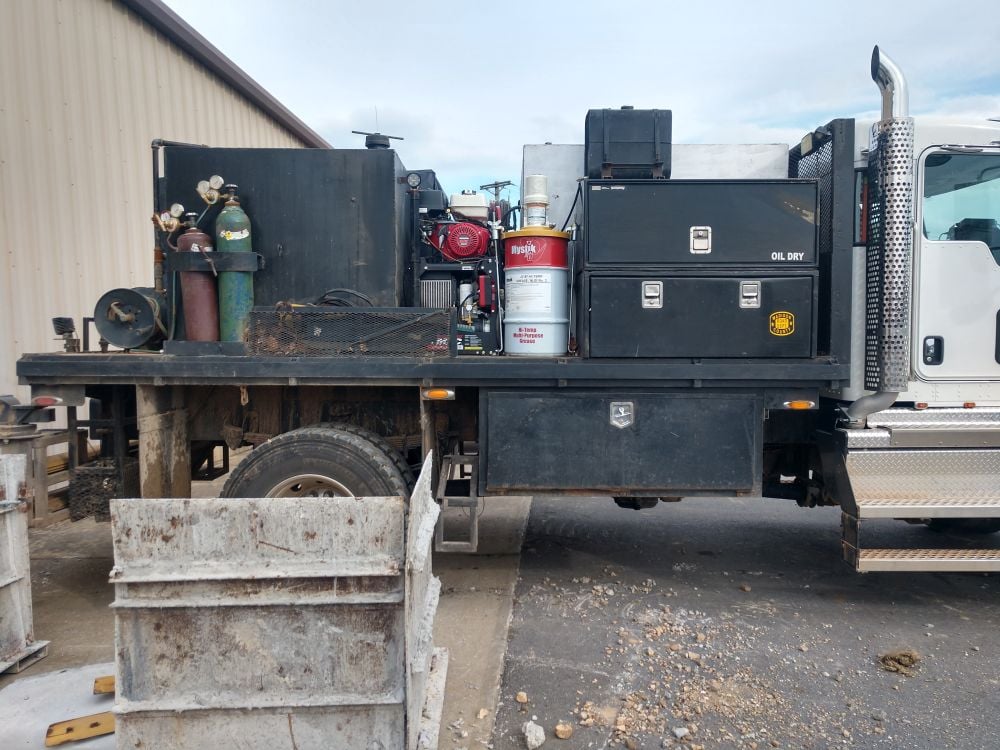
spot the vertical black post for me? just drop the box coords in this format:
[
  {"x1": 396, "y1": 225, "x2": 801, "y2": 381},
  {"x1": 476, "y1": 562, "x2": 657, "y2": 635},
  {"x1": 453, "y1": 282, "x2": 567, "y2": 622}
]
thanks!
[
  {"x1": 411, "y1": 188, "x2": 421, "y2": 307},
  {"x1": 111, "y1": 387, "x2": 128, "y2": 480},
  {"x1": 66, "y1": 406, "x2": 79, "y2": 473}
]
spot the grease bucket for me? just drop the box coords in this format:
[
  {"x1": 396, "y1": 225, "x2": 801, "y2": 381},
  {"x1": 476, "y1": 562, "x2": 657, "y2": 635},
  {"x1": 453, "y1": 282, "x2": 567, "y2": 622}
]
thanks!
[{"x1": 503, "y1": 228, "x2": 571, "y2": 356}]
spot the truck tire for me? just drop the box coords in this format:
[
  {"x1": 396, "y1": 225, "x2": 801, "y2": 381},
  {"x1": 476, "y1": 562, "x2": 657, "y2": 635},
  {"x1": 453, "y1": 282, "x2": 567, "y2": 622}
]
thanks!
[
  {"x1": 310, "y1": 422, "x2": 416, "y2": 489},
  {"x1": 927, "y1": 518, "x2": 1000, "y2": 535},
  {"x1": 221, "y1": 425, "x2": 413, "y2": 498}
]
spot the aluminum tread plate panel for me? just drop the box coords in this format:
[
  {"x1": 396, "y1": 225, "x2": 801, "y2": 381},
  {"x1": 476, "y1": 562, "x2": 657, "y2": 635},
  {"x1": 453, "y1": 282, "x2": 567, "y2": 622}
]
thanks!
[
  {"x1": 845, "y1": 427, "x2": 1000, "y2": 449},
  {"x1": 868, "y1": 407, "x2": 1000, "y2": 429},
  {"x1": 855, "y1": 496, "x2": 1000, "y2": 518},
  {"x1": 858, "y1": 548, "x2": 1000, "y2": 572},
  {"x1": 846, "y1": 448, "x2": 1000, "y2": 503},
  {"x1": 844, "y1": 429, "x2": 892, "y2": 449}
]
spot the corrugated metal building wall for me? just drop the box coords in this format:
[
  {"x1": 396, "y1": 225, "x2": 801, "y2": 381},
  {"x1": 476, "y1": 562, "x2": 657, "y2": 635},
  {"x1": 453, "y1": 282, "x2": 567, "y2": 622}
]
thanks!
[{"x1": 0, "y1": 0, "x2": 325, "y2": 399}]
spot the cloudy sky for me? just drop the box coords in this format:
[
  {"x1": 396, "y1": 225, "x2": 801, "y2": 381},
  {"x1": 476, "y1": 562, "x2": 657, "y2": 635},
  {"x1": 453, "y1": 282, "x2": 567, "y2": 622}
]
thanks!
[{"x1": 166, "y1": 0, "x2": 1000, "y2": 195}]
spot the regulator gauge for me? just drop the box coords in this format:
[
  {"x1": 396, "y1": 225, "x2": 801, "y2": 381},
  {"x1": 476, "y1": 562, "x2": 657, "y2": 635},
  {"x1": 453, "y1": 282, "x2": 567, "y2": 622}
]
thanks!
[
  {"x1": 169, "y1": 203, "x2": 185, "y2": 218},
  {"x1": 208, "y1": 175, "x2": 225, "y2": 190}
]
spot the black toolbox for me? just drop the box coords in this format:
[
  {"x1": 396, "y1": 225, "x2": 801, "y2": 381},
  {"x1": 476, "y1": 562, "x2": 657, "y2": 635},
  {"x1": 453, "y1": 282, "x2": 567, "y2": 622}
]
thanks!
[
  {"x1": 579, "y1": 177, "x2": 820, "y2": 359},
  {"x1": 585, "y1": 108, "x2": 672, "y2": 179},
  {"x1": 482, "y1": 390, "x2": 762, "y2": 495},
  {"x1": 585, "y1": 180, "x2": 818, "y2": 267},
  {"x1": 585, "y1": 273, "x2": 816, "y2": 358}
]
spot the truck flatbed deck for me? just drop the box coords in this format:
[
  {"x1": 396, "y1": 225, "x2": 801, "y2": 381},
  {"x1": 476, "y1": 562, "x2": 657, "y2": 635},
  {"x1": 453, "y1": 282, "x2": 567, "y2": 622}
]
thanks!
[{"x1": 18, "y1": 351, "x2": 848, "y2": 388}]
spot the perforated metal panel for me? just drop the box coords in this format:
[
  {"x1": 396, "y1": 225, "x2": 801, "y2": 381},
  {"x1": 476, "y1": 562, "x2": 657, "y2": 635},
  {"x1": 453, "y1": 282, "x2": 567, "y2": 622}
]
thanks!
[{"x1": 864, "y1": 118, "x2": 914, "y2": 391}]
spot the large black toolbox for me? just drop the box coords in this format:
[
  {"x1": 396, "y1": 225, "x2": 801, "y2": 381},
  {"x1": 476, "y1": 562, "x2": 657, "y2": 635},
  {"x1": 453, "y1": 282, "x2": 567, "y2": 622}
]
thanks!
[
  {"x1": 482, "y1": 390, "x2": 761, "y2": 495},
  {"x1": 585, "y1": 180, "x2": 818, "y2": 267},
  {"x1": 585, "y1": 108, "x2": 672, "y2": 179},
  {"x1": 585, "y1": 273, "x2": 816, "y2": 358}
]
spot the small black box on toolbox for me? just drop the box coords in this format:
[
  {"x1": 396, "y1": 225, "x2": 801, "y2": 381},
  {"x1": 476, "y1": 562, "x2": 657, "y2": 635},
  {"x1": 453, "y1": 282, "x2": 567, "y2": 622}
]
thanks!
[{"x1": 585, "y1": 108, "x2": 672, "y2": 179}]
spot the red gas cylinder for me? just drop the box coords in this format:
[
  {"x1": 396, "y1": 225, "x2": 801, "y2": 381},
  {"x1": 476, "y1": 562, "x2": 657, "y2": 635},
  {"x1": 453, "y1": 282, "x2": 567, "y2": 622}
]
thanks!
[{"x1": 176, "y1": 224, "x2": 220, "y2": 341}]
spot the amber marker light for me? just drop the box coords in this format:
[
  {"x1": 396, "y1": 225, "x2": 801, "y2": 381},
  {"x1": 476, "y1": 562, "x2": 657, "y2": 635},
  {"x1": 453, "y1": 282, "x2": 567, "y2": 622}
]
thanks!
[
  {"x1": 421, "y1": 388, "x2": 455, "y2": 401},
  {"x1": 783, "y1": 400, "x2": 816, "y2": 410}
]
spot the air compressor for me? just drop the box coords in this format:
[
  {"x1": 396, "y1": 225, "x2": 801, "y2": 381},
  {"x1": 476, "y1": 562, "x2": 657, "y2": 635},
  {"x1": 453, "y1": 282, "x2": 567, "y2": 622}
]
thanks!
[{"x1": 417, "y1": 189, "x2": 503, "y2": 355}]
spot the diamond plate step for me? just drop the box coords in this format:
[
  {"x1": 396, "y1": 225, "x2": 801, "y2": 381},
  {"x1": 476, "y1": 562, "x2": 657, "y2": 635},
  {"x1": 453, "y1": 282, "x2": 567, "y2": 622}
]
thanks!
[
  {"x1": 848, "y1": 409, "x2": 1000, "y2": 449},
  {"x1": 855, "y1": 497, "x2": 1000, "y2": 519},
  {"x1": 857, "y1": 548, "x2": 1000, "y2": 573},
  {"x1": 846, "y1": 449, "x2": 1000, "y2": 504},
  {"x1": 867, "y1": 407, "x2": 1000, "y2": 430}
]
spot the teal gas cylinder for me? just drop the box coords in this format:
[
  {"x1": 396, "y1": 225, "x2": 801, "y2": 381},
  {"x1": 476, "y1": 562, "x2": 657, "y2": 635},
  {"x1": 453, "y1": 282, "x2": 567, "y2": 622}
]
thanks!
[{"x1": 215, "y1": 188, "x2": 254, "y2": 342}]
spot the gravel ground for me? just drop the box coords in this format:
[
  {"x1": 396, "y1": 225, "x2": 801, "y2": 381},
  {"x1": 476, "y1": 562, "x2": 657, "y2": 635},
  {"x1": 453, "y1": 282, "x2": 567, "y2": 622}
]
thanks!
[{"x1": 488, "y1": 495, "x2": 1000, "y2": 750}]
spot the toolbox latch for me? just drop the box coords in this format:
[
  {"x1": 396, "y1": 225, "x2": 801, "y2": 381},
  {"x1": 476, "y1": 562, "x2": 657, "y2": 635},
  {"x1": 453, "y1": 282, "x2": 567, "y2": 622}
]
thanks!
[
  {"x1": 690, "y1": 226, "x2": 712, "y2": 254},
  {"x1": 641, "y1": 280, "x2": 663, "y2": 309},
  {"x1": 739, "y1": 280, "x2": 761, "y2": 309}
]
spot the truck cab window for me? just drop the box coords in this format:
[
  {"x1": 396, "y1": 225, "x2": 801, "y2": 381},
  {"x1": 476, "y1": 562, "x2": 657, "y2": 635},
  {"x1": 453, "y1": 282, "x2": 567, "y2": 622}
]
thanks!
[{"x1": 922, "y1": 151, "x2": 1000, "y2": 262}]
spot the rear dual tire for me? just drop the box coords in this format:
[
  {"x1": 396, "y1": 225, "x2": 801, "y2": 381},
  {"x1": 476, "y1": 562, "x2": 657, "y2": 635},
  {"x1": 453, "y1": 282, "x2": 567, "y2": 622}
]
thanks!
[{"x1": 221, "y1": 424, "x2": 413, "y2": 499}]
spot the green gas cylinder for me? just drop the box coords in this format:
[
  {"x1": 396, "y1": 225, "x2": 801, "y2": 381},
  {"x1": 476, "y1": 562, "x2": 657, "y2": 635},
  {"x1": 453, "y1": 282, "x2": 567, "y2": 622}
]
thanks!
[{"x1": 215, "y1": 187, "x2": 254, "y2": 342}]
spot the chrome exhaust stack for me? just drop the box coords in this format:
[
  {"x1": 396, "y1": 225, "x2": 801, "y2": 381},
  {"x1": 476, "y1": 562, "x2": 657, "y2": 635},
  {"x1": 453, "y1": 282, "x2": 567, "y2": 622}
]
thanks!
[
  {"x1": 871, "y1": 45, "x2": 909, "y2": 120},
  {"x1": 846, "y1": 47, "x2": 915, "y2": 423}
]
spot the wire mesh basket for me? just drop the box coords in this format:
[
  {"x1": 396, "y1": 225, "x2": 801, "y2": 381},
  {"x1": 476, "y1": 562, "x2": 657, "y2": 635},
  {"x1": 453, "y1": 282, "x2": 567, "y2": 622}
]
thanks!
[{"x1": 69, "y1": 457, "x2": 140, "y2": 522}]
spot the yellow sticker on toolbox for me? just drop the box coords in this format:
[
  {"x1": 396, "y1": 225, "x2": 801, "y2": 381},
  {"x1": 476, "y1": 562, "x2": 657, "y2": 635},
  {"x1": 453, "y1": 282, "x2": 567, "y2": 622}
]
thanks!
[{"x1": 769, "y1": 311, "x2": 795, "y2": 336}]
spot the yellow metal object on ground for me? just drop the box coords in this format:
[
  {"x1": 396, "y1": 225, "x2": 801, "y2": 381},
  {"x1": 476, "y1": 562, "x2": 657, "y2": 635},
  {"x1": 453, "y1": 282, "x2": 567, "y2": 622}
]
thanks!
[
  {"x1": 45, "y1": 711, "x2": 116, "y2": 746},
  {"x1": 92, "y1": 675, "x2": 115, "y2": 695}
]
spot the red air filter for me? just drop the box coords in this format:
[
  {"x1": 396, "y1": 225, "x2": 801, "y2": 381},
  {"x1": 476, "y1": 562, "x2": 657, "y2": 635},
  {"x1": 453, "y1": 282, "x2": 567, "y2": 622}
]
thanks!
[{"x1": 438, "y1": 222, "x2": 489, "y2": 261}]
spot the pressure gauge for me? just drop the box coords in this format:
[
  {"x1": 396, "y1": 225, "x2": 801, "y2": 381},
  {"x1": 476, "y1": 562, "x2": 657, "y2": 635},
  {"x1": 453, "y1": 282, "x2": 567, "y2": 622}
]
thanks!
[
  {"x1": 169, "y1": 203, "x2": 185, "y2": 218},
  {"x1": 406, "y1": 172, "x2": 422, "y2": 188},
  {"x1": 159, "y1": 211, "x2": 172, "y2": 223},
  {"x1": 196, "y1": 180, "x2": 210, "y2": 194},
  {"x1": 208, "y1": 175, "x2": 225, "y2": 190}
]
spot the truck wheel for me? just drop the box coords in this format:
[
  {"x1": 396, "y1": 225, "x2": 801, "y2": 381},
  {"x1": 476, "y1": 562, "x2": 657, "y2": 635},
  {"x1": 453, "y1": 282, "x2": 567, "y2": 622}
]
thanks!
[
  {"x1": 927, "y1": 519, "x2": 1000, "y2": 535},
  {"x1": 221, "y1": 425, "x2": 413, "y2": 498}
]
